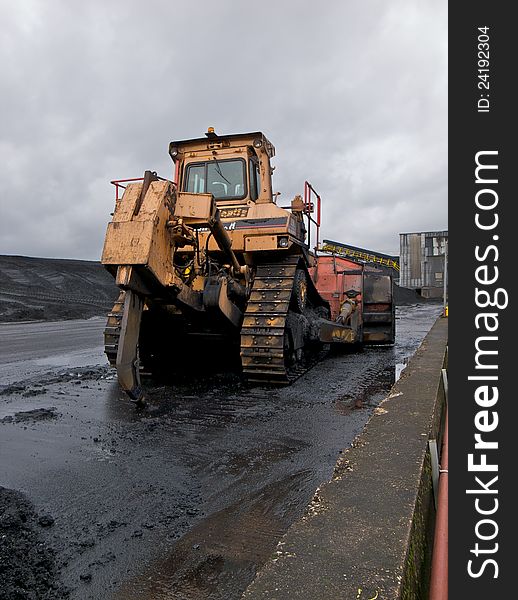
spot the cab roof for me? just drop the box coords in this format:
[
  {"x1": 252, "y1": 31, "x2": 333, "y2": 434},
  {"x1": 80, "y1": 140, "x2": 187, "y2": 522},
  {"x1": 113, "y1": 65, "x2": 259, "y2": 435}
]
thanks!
[{"x1": 169, "y1": 130, "x2": 275, "y2": 160}]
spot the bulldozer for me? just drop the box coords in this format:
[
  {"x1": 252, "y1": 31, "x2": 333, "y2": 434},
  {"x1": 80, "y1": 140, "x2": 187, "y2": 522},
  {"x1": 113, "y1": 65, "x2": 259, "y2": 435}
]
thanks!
[{"x1": 101, "y1": 128, "x2": 394, "y2": 401}]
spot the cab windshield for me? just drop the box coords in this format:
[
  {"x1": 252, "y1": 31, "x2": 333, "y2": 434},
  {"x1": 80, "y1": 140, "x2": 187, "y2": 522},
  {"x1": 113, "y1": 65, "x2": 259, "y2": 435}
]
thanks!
[{"x1": 184, "y1": 158, "x2": 247, "y2": 200}]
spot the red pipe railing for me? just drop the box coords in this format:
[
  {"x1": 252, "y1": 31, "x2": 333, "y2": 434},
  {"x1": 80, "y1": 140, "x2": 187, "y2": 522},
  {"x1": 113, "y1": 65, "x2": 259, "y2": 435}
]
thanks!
[
  {"x1": 111, "y1": 174, "x2": 168, "y2": 202},
  {"x1": 429, "y1": 408, "x2": 448, "y2": 600},
  {"x1": 110, "y1": 177, "x2": 145, "y2": 202}
]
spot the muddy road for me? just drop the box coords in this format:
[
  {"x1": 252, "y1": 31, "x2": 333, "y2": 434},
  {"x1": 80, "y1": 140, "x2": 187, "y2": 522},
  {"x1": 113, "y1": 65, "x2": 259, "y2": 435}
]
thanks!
[
  {"x1": 0, "y1": 303, "x2": 442, "y2": 599},
  {"x1": 0, "y1": 317, "x2": 107, "y2": 385}
]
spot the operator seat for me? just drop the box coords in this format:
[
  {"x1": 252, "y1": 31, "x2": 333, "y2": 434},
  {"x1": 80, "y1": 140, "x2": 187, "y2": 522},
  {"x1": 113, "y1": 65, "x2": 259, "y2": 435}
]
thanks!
[{"x1": 210, "y1": 182, "x2": 228, "y2": 197}]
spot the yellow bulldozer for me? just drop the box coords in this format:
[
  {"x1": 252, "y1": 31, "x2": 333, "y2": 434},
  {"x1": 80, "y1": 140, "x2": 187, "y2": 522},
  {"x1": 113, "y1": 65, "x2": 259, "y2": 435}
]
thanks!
[{"x1": 101, "y1": 129, "x2": 394, "y2": 401}]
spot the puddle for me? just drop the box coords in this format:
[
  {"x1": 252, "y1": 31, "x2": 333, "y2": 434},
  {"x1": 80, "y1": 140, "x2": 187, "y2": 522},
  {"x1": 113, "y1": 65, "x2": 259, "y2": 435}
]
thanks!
[
  {"x1": 35, "y1": 347, "x2": 106, "y2": 368},
  {"x1": 334, "y1": 365, "x2": 395, "y2": 415},
  {"x1": 334, "y1": 396, "x2": 363, "y2": 415}
]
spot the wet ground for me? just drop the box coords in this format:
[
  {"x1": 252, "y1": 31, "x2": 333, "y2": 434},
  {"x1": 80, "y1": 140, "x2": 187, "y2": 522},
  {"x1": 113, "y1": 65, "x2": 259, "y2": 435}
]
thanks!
[
  {"x1": 0, "y1": 317, "x2": 107, "y2": 385},
  {"x1": 0, "y1": 303, "x2": 442, "y2": 599}
]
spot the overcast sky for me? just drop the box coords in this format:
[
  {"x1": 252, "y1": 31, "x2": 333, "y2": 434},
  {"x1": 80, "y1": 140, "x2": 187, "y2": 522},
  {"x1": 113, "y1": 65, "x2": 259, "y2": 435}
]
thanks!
[{"x1": 1, "y1": 0, "x2": 447, "y2": 260}]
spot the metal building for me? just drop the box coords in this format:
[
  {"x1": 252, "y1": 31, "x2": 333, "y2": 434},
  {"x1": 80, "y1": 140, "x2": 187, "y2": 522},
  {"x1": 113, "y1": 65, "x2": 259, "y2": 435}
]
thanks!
[{"x1": 399, "y1": 230, "x2": 448, "y2": 298}]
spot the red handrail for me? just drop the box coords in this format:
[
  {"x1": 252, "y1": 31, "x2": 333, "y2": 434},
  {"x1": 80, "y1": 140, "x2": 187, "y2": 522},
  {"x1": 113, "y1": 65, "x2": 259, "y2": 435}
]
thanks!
[
  {"x1": 429, "y1": 408, "x2": 448, "y2": 600},
  {"x1": 303, "y1": 181, "x2": 322, "y2": 249},
  {"x1": 110, "y1": 177, "x2": 145, "y2": 202},
  {"x1": 111, "y1": 174, "x2": 169, "y2": 202}
]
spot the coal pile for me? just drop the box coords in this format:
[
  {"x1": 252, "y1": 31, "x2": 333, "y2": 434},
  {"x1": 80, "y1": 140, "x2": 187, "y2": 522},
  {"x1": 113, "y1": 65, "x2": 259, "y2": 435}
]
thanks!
[
  {"x1": 0, "y1": 255, "x2": 118, "y2": 322},
  {"x1": 394, "y1": 284, "x2": 434, "y2": 305},
  {"x1": 0, "y1": 486, "x2": 68, "y2": 599}
]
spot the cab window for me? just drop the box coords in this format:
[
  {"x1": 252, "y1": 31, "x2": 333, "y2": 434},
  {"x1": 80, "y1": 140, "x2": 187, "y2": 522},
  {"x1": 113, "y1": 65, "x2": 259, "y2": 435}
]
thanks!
[
  {"x1": 184, "y1": 158, "x2": 247, "y2": 200},
  {"x1": 185, "y1": 164, "x2": 205, "y2": 193}
]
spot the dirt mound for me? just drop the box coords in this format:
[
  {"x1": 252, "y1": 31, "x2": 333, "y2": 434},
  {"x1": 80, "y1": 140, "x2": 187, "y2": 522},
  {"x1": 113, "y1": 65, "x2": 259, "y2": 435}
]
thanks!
[
  {"x1": 0, "y1": 255, "x2": 118, "y2": 322},
  {"x1": 0, "y1": 486, "x2": 68, "y2": 599},
  {"x1": 394, "y1": 284, "x2": 432, "y2": 305}
]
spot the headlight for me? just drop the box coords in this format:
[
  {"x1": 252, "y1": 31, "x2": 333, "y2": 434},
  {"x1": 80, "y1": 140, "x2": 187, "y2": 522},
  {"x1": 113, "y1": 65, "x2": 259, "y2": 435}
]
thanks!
[
  {"x1": 277, "y1": 236, "x2": 289, "y2": 248},
  {"x1": 253, "y1": 138, "x2": 263, "y2": 148}
]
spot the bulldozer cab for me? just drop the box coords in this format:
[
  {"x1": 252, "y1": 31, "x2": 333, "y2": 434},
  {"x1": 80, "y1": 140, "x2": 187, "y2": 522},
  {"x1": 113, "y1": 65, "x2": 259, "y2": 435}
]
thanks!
[{"x1": 169, "y1": 129, "x2": 275, "y2": 205}]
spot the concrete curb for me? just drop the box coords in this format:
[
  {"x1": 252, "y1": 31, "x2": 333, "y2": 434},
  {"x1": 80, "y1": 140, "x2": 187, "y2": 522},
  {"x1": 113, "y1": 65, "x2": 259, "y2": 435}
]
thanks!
[{"x1": 242, "y1": 317, "x2": 448, "y2": 599}]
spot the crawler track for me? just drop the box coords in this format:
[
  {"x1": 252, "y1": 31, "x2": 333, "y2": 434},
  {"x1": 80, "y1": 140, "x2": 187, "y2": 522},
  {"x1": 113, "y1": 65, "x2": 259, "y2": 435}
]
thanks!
[
  {"x1": 240, "y1": 257, "x2": 326, "y2": 384},
  {"x1": 103, "y1": 290, "x2": 125, "y2": 367}
]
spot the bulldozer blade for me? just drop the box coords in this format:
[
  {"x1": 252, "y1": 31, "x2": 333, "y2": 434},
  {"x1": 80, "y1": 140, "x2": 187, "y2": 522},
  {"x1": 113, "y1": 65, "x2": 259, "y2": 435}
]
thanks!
[{"x1": 116, "y1": 289, "x2": 144, "y2": 401}]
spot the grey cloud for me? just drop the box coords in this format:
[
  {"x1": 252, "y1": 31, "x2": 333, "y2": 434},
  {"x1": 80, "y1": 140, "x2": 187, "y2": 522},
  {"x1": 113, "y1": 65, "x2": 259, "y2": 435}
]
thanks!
[{"x1": 0, "y1": 0, "x2": 447, "y2": 259}]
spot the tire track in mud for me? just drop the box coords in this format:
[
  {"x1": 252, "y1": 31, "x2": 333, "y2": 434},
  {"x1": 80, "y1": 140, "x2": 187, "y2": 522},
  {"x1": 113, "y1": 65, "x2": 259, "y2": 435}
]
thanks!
[{"x1": 114, "y1": 470, "x2": 313, "y2": 600}]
